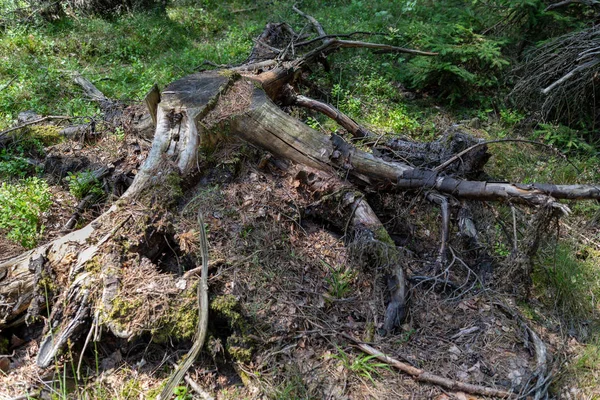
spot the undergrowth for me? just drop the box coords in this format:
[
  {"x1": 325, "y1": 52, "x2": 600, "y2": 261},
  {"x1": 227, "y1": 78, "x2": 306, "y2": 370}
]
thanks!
[
  {"x1": 0, "y1": 177, "x2": 52, "y2": 248},
  {"x1": 535, "y1": 242, "x2": 600, "y2": 326}
]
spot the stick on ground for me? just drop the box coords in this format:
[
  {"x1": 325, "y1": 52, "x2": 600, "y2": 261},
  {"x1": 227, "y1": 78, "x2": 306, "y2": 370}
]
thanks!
[{"x1": 341, "y1": 333, "x2": 514, "y2": 398}]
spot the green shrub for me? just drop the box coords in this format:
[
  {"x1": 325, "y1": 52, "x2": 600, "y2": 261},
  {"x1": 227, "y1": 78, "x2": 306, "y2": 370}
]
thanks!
[
  {"x1": 65, "y1": 170, "x2": 104, "y2": 200},
  {"x1": 533, "y1": 123, "x2": 594, "y2": 154},
  {"x1": 0, "y1": 177, "x2": 52, "y2": 248},
  {"x1": 399, "y1": 23, "x2": 509, "y2": 103},
  {"x1": 0, "y1": 149, "x2": 34, "y2": 179}
]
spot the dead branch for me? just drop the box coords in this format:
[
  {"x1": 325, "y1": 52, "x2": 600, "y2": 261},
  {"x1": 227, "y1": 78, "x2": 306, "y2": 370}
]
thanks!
[
  {"x1": 300, "y1": 38, "x2": 438, "y2": 65},
  {"x1": 297, "y1": 167, "x2": 407, "y2": 331},
  {"x1": 511, "y1": 26, "x2": 600, "y2": 125},
  {"x1": 545, "y1": 0, "x2": 600, "y2": 11},
  {"x1": 294, "y1": 31, "x2": 388, "y2": 47},
  {"x1": 292, "y1": 93, "x2": 373, "y2": 138},
  {"x1": 0, "y1": 76, "x2": 17, "y2": 93},
  {"x1": 427, "y1": 193, "x2": 450, "y2": 270},
  {"x1": 341, "y1": 333, "x2": 514, "y2": 398},
  {"x1": 292, "y1": 4, "x2": 327, "y2": 38}
]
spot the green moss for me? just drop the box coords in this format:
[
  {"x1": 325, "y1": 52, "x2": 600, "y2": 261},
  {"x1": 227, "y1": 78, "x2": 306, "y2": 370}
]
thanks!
[
  {"x1": 165, "y1": 172, "x2": 183, "y2": 199},
  {"x1": 152, "y1": 283, "x2": 199, "y2": 343},
  {"x1": 373, "y1": 225, "x2": 395, "y2": 246},
  {"x1": 28, "y1": 125, "x2": 63, "y2": 146},
  {"x1": 217, "y1": 70, "x2": 241, "y2": 79},
  {"x1": 38, "y1": 272, "x2": 57, "y2": 293},
  {"x1": 85, "y1": 256, "x2": 103, "y2": 275},
  {"x1": 120, "y1": 378, "x2": 142, "y2": 399},
  {"x1": 110, "y1": 297, "x2": 143, "y2": 320},
  {"x1": 210, "y1": 294, "x2": 243, "y2": 329},
  {"x1": 226, "y1": 333, "x2": 253, "y2": 363}
]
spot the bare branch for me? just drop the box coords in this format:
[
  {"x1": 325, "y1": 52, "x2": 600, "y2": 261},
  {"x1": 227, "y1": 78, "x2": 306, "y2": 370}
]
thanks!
[
  {"x1": 341, "y1": 333, "x2": 514, "y2": 398},
  {"x1": 541, "y1": 58, "x2": 600, "y2": 94},
  {"x1": 545, "y1": 0, "x2": 600, "y2": 11},
  {"x1": 300, "y1": 38, "x2": 438, "y2": 64},
  {"x1": 294, "y1": 31, "x2": 388, "y2": 47},
  {"x1": 0, "y1": 115, "x2": 73, "y2": 141},
  {"x1": 292, "y1": 4, "x2": 327, "y2": 37},
  {"x1": 73, "y1": 71, "x2": 109, "y2": 102},
  {"x1": 293, "y1": 94, "x2": 373, "y2": 138}
]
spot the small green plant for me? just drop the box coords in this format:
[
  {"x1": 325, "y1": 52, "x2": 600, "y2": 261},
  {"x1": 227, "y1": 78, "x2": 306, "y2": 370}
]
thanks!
[
  {"x1": 173, "y1": 385, "x2": 192, "y2": 400},
  {"x1": 395, "y1": 328, "x2": 415, "y2": 344},
  {"x1": 0, "y1": 149, "x2": 34, "y2": 179},
  {"x1": 305, "y1": 116, "x2": 321, "y2": 130},
  {"x1": 112, "y1": 126, "x2": 126, "y2": 141},
  {"x1": 494, "y1": 241, "x2": 511, "y2": 258},
  {"x1": 331, "y1": 346, "x2": 391, "y2": 383},
  {"x1": 65, "y1": 170, "x2": 104, "y2": 200},
  {"x1": 321, "y1": 260, "x2": 356, "y2": 299},
  {"x1": 533, "y1": 123, "x2": 593, "y2": 153},
  {"x1": 500, "y1": 108, "x2": 525, "y2": 127},
  {"x1": 534, "y1": 242, "x2": 600, "y2": 322},
  {"x1": 0, "y1": 177, "x2": 52, "y2": 248}
]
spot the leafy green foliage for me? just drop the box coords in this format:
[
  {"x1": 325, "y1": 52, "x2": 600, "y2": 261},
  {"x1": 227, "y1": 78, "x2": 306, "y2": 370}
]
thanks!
[
  {"x1": 321, "y1": 260, "x2": 356, "y2": 299},
  {"x1": 399, "y1": 23, "x2": 509, "y2": 103},
  {"x1": 331, "y1": 346, "x2": 391, "y2": 383},
  {"x1": 0, "y1": 177, "x2": 52, "y2": 248},
  {"x1": 65, "y1": 170, "x2": 104, "y2": 200},
  {"x1": 533, "y1": 123, "x2": 594, "y2": 154},
  {"x1": 173, "y1": 385, "x2": 192, "y2": 400},
  {"x1": 0, "y1": 149, "x2": 34, "y2": 179}
]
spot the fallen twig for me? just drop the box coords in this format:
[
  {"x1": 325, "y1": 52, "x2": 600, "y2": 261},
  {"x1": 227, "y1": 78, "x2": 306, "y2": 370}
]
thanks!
[
  {"x1": 0, "y1": 76, "x2": 16, "y2": 93},
  {"x1": 294, "y1": 31, "x2": 388, "y2": 47},
  {"x1": 341, "y1": 333, "x2": 514, "y2": 398},
  {"x1": 159, "y1": 212, "x2": 210, "y2": 400}
]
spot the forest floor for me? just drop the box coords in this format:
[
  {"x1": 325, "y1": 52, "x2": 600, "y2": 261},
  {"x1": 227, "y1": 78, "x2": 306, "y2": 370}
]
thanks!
[{"x1": 1, "y1": 0, "x2": 600, "y2": 399}]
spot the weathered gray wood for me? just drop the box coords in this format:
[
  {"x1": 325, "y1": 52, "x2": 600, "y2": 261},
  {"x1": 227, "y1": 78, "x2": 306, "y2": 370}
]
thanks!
[{"x1": 230, "y1": 85, "x2": 600, "y2": 205}]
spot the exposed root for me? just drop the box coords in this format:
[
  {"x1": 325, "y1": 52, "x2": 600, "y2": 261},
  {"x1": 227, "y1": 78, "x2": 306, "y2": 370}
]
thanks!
[
  {"x1": 495, "y1": 302, "x2": 551, "y2": 400},
  {"x1": 159, "y1": 212, "x2": 210, "y2": 400}
]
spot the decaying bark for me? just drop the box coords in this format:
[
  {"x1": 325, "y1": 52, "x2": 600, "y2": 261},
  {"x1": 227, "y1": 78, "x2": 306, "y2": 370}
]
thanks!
[{"x1": 1, "y1": 7, "x2": 599, "y2": 396}]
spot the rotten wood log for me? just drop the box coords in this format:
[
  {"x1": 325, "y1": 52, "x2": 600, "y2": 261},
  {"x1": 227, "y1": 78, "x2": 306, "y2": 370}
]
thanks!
[{"x1": 229, "y1": 81, "x2": 600, "y2": 204}]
